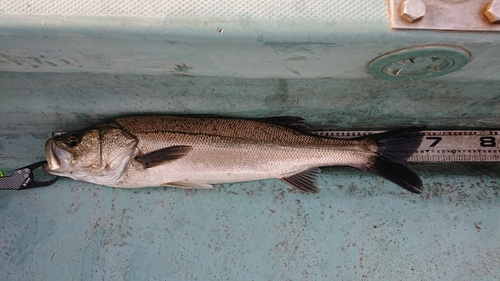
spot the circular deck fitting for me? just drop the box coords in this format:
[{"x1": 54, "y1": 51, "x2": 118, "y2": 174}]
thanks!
[{"x1": 369, "y1": 45, "x2": 470, "y2": 80}]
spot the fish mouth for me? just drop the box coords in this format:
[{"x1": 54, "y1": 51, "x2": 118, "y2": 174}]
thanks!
[{"x1": 43, "y1": 138, "x2": 71, "y2": 173}]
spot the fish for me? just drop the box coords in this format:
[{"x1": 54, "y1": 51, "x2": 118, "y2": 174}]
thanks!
[{"x1": 43, "y1": 115, "x2": 424, "y2": 193}]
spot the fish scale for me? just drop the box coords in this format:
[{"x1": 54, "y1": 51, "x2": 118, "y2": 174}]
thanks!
[
  {"x1": 44, "y1": 115, "x2": 424, "y2": 194},
  {"x1": 121, "y1": 132, "x2": 368, "y2": 187}
]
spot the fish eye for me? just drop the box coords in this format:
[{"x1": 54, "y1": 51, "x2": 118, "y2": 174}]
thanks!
[{"x1": 67, "y1": 134, "x2": 81, "y2": 147}]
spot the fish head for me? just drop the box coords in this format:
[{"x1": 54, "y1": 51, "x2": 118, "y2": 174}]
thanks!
[{"x1": 43, "y1": 123, "x2": 138, "y2": 186}]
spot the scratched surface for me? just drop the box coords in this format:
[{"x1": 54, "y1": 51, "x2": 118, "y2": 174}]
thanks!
[{"x1": 0, "y1": 73, "x2": 499, "y2": 280}]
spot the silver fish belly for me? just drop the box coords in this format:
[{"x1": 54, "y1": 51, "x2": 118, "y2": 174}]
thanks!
[{"x1": 44, "y1": 115, "x2": 423, "y2": 193}]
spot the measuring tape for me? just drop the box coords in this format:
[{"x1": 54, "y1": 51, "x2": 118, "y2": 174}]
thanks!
[{"x1": 315, "y1": 130, "x2": 500, "y2": 163}]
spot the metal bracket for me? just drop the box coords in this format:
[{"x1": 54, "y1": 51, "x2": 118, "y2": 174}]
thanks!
[{"x1": 389, "y1": 0, "x2": 500, "y2": 32}]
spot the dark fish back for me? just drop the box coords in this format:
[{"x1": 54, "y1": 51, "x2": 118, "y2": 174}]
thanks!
[{"x1": 114, "y1": 115, "x2": 315, "y2": 144}]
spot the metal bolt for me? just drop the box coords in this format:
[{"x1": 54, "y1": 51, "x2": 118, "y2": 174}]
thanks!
[
  {"x1": 484, "y1": 0, "x2": 500, "y2": 24},
  {"x1": 401, "y1": 0, "x2": 426, "y2": 23}
]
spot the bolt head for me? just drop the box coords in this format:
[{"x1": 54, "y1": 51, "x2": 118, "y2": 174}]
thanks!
[
  {"x1": 485, "y1": 1, "x2": 500, "y2": 23},
  {"x1": 401, "y1": 0, "x2": 426, "y2": 23}
]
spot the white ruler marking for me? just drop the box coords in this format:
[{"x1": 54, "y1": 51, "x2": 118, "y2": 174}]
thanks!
[{"x1": 314, "y1": 130, "x2": 500, "y2": 163}]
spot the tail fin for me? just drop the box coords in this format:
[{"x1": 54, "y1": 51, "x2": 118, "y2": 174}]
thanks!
[{"x1": 361, "y1": 128, "x2": 424, "y2": 194}]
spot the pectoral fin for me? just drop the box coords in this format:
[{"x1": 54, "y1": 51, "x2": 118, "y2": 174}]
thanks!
[
  {"x1": 134, "y1": 145, "x2": 192, "y2": 169},
  {"x1": 280, "y1": 167, "x2": 321, "y2": 193},
  {"x1": 163, "y1": 182, "x2": 213, "y2": 189}
]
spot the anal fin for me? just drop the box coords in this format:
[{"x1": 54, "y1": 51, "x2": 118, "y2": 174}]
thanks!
[
  {"x1": 163, "y1": 182, "x2": 213, "y2": 189},
  {"x1": 279, "y1": 167, "x2": 321, "y2": 193},
  {"x1": 134, "y1": 145, "x2": 192, "y2": 169}
]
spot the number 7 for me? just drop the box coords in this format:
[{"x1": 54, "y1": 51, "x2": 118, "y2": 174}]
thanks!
[{"x1": 426, "y1": 137, "x2": 442, "y2": 147}]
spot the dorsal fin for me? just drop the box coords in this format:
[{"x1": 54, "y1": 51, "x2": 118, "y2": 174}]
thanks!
[
  {"x1": 134, "y1": 145, "x2": 192, "y2": 169},
  {"x1": 280, "y1": 167, "x2": 321, "y2": 193},
  {"x1": 255, "y1": 116, "x2": 311, "y2": 133},
  {"x1": 175, "y1": 114, "x2": 224, "y2": 118}
]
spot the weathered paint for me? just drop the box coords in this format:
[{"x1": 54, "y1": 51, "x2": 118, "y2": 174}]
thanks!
[
  {"x1": 0, "y1": 0, "x2": 499, "y2": 278},
  {"x1": 0, "y1": 15, "x2": 500, "y2": 80},
  {"x1": 1, "y1": 73, "x2": 499, "y2": 135},
  {"x1": 0, "y1": 73, "x2": 499, "y2": 280}
]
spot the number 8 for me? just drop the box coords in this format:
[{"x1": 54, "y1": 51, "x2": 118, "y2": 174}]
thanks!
[{"x1": 480, "y1": 137, "x2": 496, "y2": 147}]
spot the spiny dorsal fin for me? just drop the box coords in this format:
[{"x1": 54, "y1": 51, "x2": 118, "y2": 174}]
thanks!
[
  {"x1": 134, "y1": 145, "x2": 192, "y2": 169},
  {"x1": 280, "y1": 167, "x2": 321, "y2": 193}
]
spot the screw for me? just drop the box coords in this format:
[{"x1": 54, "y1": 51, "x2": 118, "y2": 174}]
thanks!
[
  {"x1": 484, "y1": 0, "x2": 500, "y2": 23},
  {"x1": 401, "y1": 0, "x2": 426, "y2": 23}
]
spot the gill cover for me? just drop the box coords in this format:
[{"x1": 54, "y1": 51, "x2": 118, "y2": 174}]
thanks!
[{"x1": 44, "y1": 123, "x2": 138, "y2": 186}]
